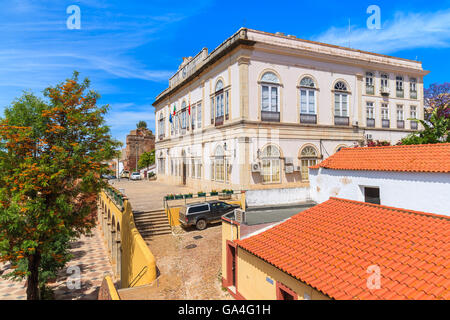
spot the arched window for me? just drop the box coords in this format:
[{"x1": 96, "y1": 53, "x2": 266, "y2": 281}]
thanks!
[
  {"x1": 260, "y1": 145, "x2": 281, "y2": 183},
  {"x1": 334, "y1": 81, "x2": 349, "y2": 123},
  {"x1": 158, "y1": 111, "x2": 165, "y2": 139},
  {"x1": 299, "y1": 76, "x2": 317, "y2": 123},
  {"x1": 211, "y1": 80, "x2": 229, "y2": 125},
  {"x1": 181, "y1": 101, "x2": 187, "y2": 130},
  {"x1": 261, "y1": 72, "x2": 280, "y2": 121},
  {"x1": 300, "y1": 146, "x2": 319, "y2": 181}
]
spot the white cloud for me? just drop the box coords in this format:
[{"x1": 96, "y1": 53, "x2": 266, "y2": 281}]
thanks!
[{"x1": 314, "y1": 10, "x2": 450, "y2": 54}]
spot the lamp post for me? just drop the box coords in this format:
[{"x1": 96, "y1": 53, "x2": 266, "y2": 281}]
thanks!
[{"x1": 135, "y1": 141, "x2": 139, "y2": 173}]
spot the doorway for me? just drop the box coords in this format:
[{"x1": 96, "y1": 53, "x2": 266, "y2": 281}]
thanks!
[{"x1": 226, "y1": 242, "x2": 237, "y2": 288}]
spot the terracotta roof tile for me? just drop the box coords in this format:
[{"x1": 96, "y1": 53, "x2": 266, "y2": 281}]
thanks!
[
  {"x1": 236, "y1": 198, "x2": 450, "y2": 300},
  {"x1": 310, "y1": 143, "x2": 450, "y2": 173}
]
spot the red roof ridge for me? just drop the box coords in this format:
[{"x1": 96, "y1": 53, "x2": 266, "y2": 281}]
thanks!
[{"x1": 329, "y1": 197, "x2": 450, "y2": 221}]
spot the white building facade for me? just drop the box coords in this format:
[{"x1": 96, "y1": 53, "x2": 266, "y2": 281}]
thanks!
[{"x1": 153, "y1": 28, "x2": 428, "y2": 191}]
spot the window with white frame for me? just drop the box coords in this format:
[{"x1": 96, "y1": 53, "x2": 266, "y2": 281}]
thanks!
[
  {"x1": 212, "y1": 145, "x2": 225, "y2": 182},
  {"x1": 334, "y1": 81, "x2": 349, "y2": 117},
  {"x1": 191, "y1": 105, "x2": 196, "y2": 129},
  {"x1": 158, "y1": 112, "x2": 165, "y2": 138},
  {"x1": 396, "y1": 76, "x2": 404, "y2": 91},
  {"x1": 210, "y1": 97, "x2": 214, "y2": 124},
  {"x1": 397, "y1": 105, "x2": 404, "y2": 121},
  {"x1": 181, "y1": 101, "x2": 187, "y2": 129},
  {"x1": 410, "y1": 78, "x2": 417, "y2": 99},
  {"x1": 197, "y1": 102, "x2": 202, "y2": 128},
  {"x1": 158, "y1": 157, "x2": 165, "y2": 175},
  {"x1": 366, "y1": 102, "x2": 374, "y2": 119},
  {"x1": 261, "y1": 72, "x2": 280, "y2": 113},
  {"x1": 225, "y1": 91, "x2": 229, "y2": 119},
  {"x1": 299, "y1": 77, "x2": 316, "y2": 114},
  {"x1": 410, "y1": 105, "x2": 417, "y2": 118},
  {"x1": 381, "y1": 74, "x2": 389, "y2": 89},
  {"x1": 300, "y1": 146, "x2": 318, "y2": 181},
  {"x1": 260, "y1": 145, "x2": 281, "y2": 183},
  {"x1": 366, "y1": 72, "x2": 374, "y2": 94},
  {"x1": 381, "y1": 103, "x2": 389, "y2": 119}
]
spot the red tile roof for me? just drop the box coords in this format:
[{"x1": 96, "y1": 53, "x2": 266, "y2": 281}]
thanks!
[
  {"x1": 236, "y1": 198, "x2": 450, "y2": 300},
  {"x1": 309, "y1": 143, "x2": 450, "y2": 173}
]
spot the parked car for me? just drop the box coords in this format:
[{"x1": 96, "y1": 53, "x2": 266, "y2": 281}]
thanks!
[
  {"x1": 120, "y1": 170, "x2": 130, "y2": 179},
  {"x1": 179, "y1": 200, "x2": 240, "y2": 230},
  {"x1": 130, "y1": 172, "x2": 141, "y2": 180}
]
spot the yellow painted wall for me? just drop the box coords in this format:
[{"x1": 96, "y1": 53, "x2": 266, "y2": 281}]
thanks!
[
  {"x1": 100, "y1": 191, "x2": 157, "y2": 289},
  {"x1": 221, "y1": 220, "x2": 240, "y2": 282},
  {"x1": 236, "y1": 248, "x2": 330, "y2": 300},
  {"x1": 105, "y1": 275, "x2": 120, "y2": 300}
]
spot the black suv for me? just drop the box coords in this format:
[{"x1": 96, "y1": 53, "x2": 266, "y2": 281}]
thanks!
[{"x1": 179, "y1": 200, "x2": 240, "y2": 230}]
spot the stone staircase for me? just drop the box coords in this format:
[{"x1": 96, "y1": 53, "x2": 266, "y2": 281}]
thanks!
[{"x1": 133, "y1": 209, "x2": 172, "y2": 239}]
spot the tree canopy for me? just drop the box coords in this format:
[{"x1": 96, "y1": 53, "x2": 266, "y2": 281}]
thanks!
[
  {"x1": 138, "y1": 150, "x2": 155, "y2": 170},
  {"x1": 0, "y1": 72, "x2": 121, "y2": 299},
  {"x1": 400, "y1": 83, "x2": 449, "y2": 145}
]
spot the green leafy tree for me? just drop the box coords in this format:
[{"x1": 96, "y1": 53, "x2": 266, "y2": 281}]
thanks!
[
  {"x1": 138, "y1": 150, "x2": 155, "y2": 170},
  {"x1": 0, "y1": 72, "x2": 121, "y2": 299},
  {"x1": 400, "y1": 83, "x2": 449, "y2": 145}
]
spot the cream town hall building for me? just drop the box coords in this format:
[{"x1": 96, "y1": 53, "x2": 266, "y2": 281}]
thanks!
[{"x1": 153, "y1": 28, "x2": 428, "y2": 190}]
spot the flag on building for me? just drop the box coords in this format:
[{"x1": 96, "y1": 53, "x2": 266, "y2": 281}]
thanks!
[
  {"x1": 173, "y1": 104, "x2": 176, "y2": 116},
  {"x1": 169, "y1": 112, "x2": 172, "y2": 123},
  {"x1": 188, "y1": 102, "x2": 191, "y2": 115}
]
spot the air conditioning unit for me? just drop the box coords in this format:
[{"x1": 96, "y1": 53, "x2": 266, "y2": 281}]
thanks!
[
  {"x1": 284, "y1": 157, "x2": 294, "y2": 165},
  {"x1": 285, "y1": 164, "x2": 294, "y2": 174},
  {"x1": 234, "y1": 209, "x2": 246, "y2": 224},
  {"x1": 366, "y1": 134, "x2": 373, "y2": 140},
  {"x1": 352, "y1": 120, "x2": 359, "y2": 127},
  {"x1": 294, "y1": 166, "x2": 301, "y2": 172},
  {"x1": 251, "y1": 162, "x2": 261, "y2": 173}
]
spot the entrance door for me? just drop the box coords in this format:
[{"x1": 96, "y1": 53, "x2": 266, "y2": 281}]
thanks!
[{"x1": 182, "y1": 160, "x2": 187, "y2": 185}]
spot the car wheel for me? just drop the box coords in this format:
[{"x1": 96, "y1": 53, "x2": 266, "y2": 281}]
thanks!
[{"x1": 196, "y1": 219, "x2": 207, "y2": 230}]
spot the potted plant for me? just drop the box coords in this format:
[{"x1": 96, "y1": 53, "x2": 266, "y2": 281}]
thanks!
[
  {"x1": 222, "y1": 189, "x2": 234, "y2": 195},
  {"x1": 210, "y1": 190, "x2": 218, "y2": 196},
  {"x1": 175, "y1": 194, "x2": 184, "y2": 199},
  {"x1": 165, "y1": 194, "x2": 175, "y2": 200},
  {"x1": 184, "y1": 193, "x2": 193, "y2": 199},
  {"x1": 197, "y1": 191, "x2": 206, "y2": 197}
]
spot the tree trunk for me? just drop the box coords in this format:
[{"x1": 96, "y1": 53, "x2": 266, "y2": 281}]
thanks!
[{"x1": 26, "y1": 252, "x2": 41, "y2": 300}]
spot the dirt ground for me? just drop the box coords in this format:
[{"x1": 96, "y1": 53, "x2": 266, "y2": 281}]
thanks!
[
  {"x1": 109, "y1": 179, "x2": 232, "y2": 300},
  {"x1": 119, "y1": 223, "x2": 232, "y2": 300}
]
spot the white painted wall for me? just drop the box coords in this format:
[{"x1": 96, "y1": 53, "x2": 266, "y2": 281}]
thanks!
[
  {"x1": 309, "y1": 168, "x2": 450, "y2": 215},
  {"x1": 246, "y1": 187, "x2": 311, "y2": 207}
]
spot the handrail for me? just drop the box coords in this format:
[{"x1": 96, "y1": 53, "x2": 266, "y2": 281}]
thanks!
[{"x1": 129, "y1": 266, "x2": 148, "y2": 288}]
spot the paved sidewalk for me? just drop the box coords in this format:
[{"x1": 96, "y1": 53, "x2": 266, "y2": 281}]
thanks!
[
  {"x1": 110, "y1": 179, "x2": 193, "y2": 211},
  {"x1": 0, "y1": 224, "x2": 114, "y2": 300}
]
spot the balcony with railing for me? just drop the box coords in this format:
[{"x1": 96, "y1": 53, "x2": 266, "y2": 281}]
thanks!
[
  {"x1": 410, "y1": 121, "x2": 418, "y2": 130},
  {"x1": 261, "y1": 111, "x2": 280, "y2": 122},
  {"x1": 396, "y1": 90, "x2": 404, "y2": 98},
  {"x1": 215, "y1": 115, "x2": 224, "y2": 126},
  {"x1": 410, "y1": 91, "x2": 417, "y2": 99},
  {"x1": 366, "y1": 85, "x2": 374, "y2": 95},
  {"x1": 334, "y1": 116, "x2": 349, "y2": 126},
  {"x1": 366, "y1": 118, "x2": 375, "y2": 128},
  {"x1": 397, "y1": 120, "x2": 405, "y2": 129},
  {"x1": 382, "y1": 119, "x2": 390, "y2": 128},
  {"x1": 300, "y1": 113, "x2": 317, "y2": 124}
]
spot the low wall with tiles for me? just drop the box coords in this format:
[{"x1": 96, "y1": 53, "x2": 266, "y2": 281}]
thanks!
[{"x1": 99, "y1": 189, "x2": 157, "y2": 289}]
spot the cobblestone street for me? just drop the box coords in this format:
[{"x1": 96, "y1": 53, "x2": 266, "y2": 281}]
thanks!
[{"x1": 0, "y1": 224, "x2": 114, "y2": 300}]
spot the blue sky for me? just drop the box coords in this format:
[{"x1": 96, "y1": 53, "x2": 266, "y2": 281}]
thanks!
[{"x1": 1, "y1": 0, "x2": 450, "y2": 143}]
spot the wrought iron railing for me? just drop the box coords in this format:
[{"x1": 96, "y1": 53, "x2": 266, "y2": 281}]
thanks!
[
  {"x1": 215, "y1": 115, "x2": 224, "y2": 126},
  {"x1": 397, "y1": 120, "x2": 405, "y2": 129},
  {"x1": 410, "y1": 91, "x2": 417, "y2": 99},
  {"x1": 300, "y1": 113, "x2": 317, "y2": 124},
  {"x1": 410, "y1": 121, "x2": 418, "y2": 130},
  {"x1": 334, "y1": 116, "x2": 349, "y2": 126},
  {"x1": 366, "y1": 118, "x2": 375, "y2": 127},
  {"x1": 261, "y1": 111, "x2": 280, "y2": 122},
  {"x1": 396, "y1": 90, "x2": 404, "y2": 98},
  {"x1": 366, "y1": 85, "x2": 374, "y2": 95},
  {"x1": 382, "y1": 119, "x2": 390, "y2": 128}
]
